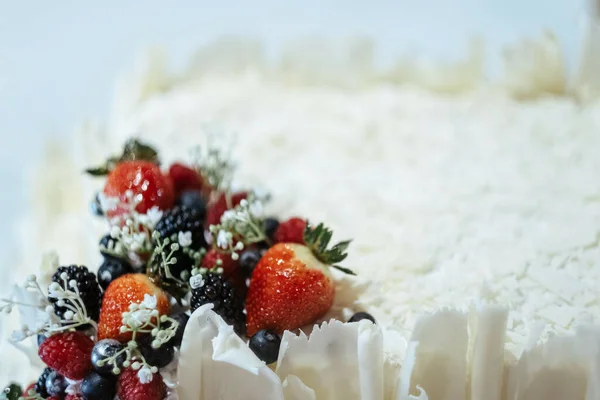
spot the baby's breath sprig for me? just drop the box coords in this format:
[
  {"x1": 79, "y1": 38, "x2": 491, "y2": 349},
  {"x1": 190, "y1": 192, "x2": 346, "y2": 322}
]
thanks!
[
  {"x1": 191, "y1": 125, "x2": 237, "y2": 198},
  {"x1": 208, "y1": 196, "x2": 268, "y2": 260},
  {"x1": 147, "y1": 231, "x2": 205, "y2": 287},
  {"x1": 99, "y1": 191, "x2": 163, "y2": 259},
  {"x1": 1, "y1": 273, "x2": 96, "y2": 342},
  {"x1": 100, "y1": 294, "x2": 179, "y2": 383}
]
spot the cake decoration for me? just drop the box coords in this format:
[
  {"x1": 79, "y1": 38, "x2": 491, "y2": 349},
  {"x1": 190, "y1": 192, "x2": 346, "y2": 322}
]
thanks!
[{"x1": 1, "y1": 138, "x2": 377, "y2": 400}]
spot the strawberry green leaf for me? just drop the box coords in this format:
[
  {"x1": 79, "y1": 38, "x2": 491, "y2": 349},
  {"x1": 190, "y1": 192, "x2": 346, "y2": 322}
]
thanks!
[
  {"x1": 304, "y1": 222, "x2": 353, "y2": 270},
  {"x1": 85, "y1": 138, "x2": 159, "y2": 176}
]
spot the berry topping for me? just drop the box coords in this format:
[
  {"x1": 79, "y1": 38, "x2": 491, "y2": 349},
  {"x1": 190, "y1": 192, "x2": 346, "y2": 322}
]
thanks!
[
  {"x1": 139, "y1": 335, "x2": 175, "y2": 368},
  {"x1": 91, "y1": 339, "x2": 126, "y2": 375},
  {"x1": 249, "y1": 329, "x2": 281, "y2": 364},
  {"x1": 45, "y1": 370, "x2": 67, "y2": 398},
  {"x1": 239, "y1": 249, "x2": 262, "y2": 276},
  {"x1": 97, "y1": 256, "x2": 133, "y2": 290},
  {"x1": 90, "y1": 192, "x2": 104, "y2": 216},
  {"x1": 190, "y1": 272, "x2": 246, "y2": 335},
  {"x1": 38, "y1": 331, "x2": 94, "y2": 380},
  {"x1": 168, "y1": 312, "x2": 189, "y2": 347},
  {"x1": 35, "y1": 367, "x2": 52, "y2": 398},
  {"x1": 177, "y1": 190, "x2": 207, "y2": 216},
  {"x1": 97, "y1": 274, "x2": 170, "y2": 342},
  {"x1": 263, "y1": 217, "x2": 280, "y2": 242},
  {"x1": 205, "y1": 191, "x2": 248, "y2": 227},
  {"x1": 37, "y1": 334, "x2": 47, "y2": 347},
  {"x1": 81, "y1": 371, "x2": 117, "y2": 400},
  {"x1": 202, "y1": 249, "x2": 246, "y2": 296},
  {"x1": 2, "y1": 383, "x2": 22, "y2": 400},
  {"x1": 274, "y1": 217, "x2": 307, "y2": 244},
  {"x1": 117, "y1": 368, "x2": 166, "y2": 400},
  {"x1": 168, "y1": 162, "x2": 205, "y2": 197},
  {"x1": 103, "y1": 160, "x2": 174, "y2": 218},
  {"x1": 49, "y1": 265, "x2": 103, "y2": 323},
  {"x1": 348, "y1": 311, "x2": 376, "y2": 324}
]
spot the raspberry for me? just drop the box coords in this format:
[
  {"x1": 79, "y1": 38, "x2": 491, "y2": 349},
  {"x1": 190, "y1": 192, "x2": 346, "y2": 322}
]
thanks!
[
  {"x1": 168, "y1": 162, "x2": 204, "y2": 197},
  {"x1": 38, "y1": 332, "x2": 94, "y2": 380},
  {"x1": 205, "y1": 192, "x2": 248, "y2": 227},
  {"x1": 274, "y1": 217, "x2": 307, "y2": 244},
  {"x1": 117, "y1": 368, "x2": 166, "y2": 400},
  {"x1": 49, "y1": 265, "x2": 103, "y2": 323}
]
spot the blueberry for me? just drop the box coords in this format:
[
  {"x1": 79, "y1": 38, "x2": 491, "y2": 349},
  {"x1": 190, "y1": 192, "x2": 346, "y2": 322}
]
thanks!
[
  {"x1": 263, "y1": 218, "x2": 280, "y2": 241},
  {"x1": 91, "y1": 339, "x2": 126, "y2": 375},
  {"x1": 177, "y1": 190, "x2": 207, "y2": 217},
  {"x1": 348, "y1": 312, "x2": 376, "y2": 324},
  {"x1": 239, "y1": 249, "x2": 262, "y2": 276},
  {"x1": 97, "y1": 256, "x2": 132, "y2": 290},
  {"x1": 37, "y1": 334, "x2": 47, "y2": 347},
  {"x1": 139, "y1": 336, "x2": 175, "y2": 368},
  {"x1": 99, "y1": 235, "x2": 117, "y2": 256},
  {"x1": 81, "y1": 372, "x2": 117, "y2": 400},
  {"x1": 90, "y1": 193, "x2": 104, "y2": 217},
  {"x1": 168, "y1": 312, "x2": 189, "y2": 347},
  {"x1": 249, "y1": 330, "x2": 281, "y2": 364},
  {"x1": 45, "y1": 370, "x2": 67, "y2": 398}
]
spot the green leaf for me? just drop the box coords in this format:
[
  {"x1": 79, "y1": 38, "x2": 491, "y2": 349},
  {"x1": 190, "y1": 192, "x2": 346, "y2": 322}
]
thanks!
[
  {"x1": 332, "y1": 265, "x2": 356, "y2": 275},
  {"x1": 84, "y1": 138, "x2": 160, "y2": 176},
  {"x1": 303, "y1": 222, "x2": 353, "y2": 273}
]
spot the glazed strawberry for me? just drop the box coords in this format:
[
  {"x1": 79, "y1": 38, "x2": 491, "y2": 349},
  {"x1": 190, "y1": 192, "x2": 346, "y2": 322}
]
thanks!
[
  {"x1": 103, "y1": 160, "x2": 174, "y2": 219},
  {"x1": 202, "y1": 249, "x2": 246, "y2": 296},
  {"x1": 117, "y1": 368, "x2": 166, "y2": 400},
  {"x1": 38, "y1": 332, "x2": 94, "y2": 380},
  {"x1": 97, "y1": 274, "x2": 170, "y2": 342},
  {"x1": 168, "y1": 162, "x2": 204, "y2": 197},
  {"x1": 274, "y1": 217, "x2": 307, "y2": 244},
  {"x1": 246, "y1": 223, "x2": 353, "y2": 336},
  {"x1": 205, "y1": 191, "x2": 248, "y2": 227}
]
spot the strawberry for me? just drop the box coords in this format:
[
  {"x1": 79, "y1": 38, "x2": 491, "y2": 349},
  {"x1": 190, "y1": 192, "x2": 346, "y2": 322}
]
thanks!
[
  {"x1": 117, "y1": 368, "x2": 166, "y2": 400},
  {"x1": 274, "y1": 217, "x2": 307, "y2": 244},
  {"x1": 246, "y1": 223, "x2": 353, "y2": 336},
  {"x1": 205, "y1": 192, "x2": 248, "y2": 227},
  {"x1": 202, "y1": 249, "x2": 247, "y2": 297},
  {"x1": 38, "y1": 332, "x2": 94, "y2": 380},
  {"x1": 97, "y1": 274, "x2": 170, "y2": 342},
  {"x1": 103, "y1": 161, "x2": 174, "y2": 219},
  {"x1": 168, "y1": 162, "x2": 204, "y2": 197}
]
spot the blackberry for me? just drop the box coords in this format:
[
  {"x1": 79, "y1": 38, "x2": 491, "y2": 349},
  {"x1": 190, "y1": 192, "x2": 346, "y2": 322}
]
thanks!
[
  {"x1": 35, "y1": 367, "x2": 52, "y2": 398},
  {"x1": 190, "y1": 273, "x2": 246, "y2": 335},
  {"x1": 154, "y1": 206, "x2": 205, "y2": 248},
  {"x1": 263, "y1": 217, "x2": 280, "y2": 241},
  {"x1": 49, "y1": 265, "x2": 103, "y2": 322},
  {"x1": 152, "y1": 206, "x2": 206, "y2": 288}
]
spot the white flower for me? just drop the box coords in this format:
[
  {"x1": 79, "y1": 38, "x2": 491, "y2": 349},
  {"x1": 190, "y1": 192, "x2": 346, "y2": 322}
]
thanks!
[
  {"x1": 221, "y1": 209, "x2": 237, "y2": 224},
  {"x1": 126, "y1": 309, "x2": 152, "y2": 329},
  {"x1": 178, "y1": 231, "x2": 193, "y2": 248},
  {"x1": 47, "y1": 282, "x2": 63, "y2": 299},
  {"x1": 146, "y1": 206, "x2": 163, "y2": 227},
  {"x1": 137, "y1": 366, "x2": 154, "y2": 384},
  {"x1": 190, "y1": 275, "x2": 205, "y2": 290},
  {"x1": 248, "y1": 200, "x2": 263, "y2": 218},
  {"x1": 216, "y1": 229, "x2": 229, "y2": 249},
  {"x1": 98, "y1": 193, "x2": 119, "y2": 212},
  {"x1": 141, "y1": 294, "x2": 157, "y2": 310}
]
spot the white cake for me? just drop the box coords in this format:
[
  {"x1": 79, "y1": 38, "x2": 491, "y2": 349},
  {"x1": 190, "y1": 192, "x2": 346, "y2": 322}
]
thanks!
[{"x1": 3, "y1": 29, "x2": 600, "y2": 399}]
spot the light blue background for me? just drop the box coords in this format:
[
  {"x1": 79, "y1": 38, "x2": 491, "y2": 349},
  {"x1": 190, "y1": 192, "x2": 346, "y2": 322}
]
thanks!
[{"x1": 0, "y1": 0, "x2": 586, "y2": 263}]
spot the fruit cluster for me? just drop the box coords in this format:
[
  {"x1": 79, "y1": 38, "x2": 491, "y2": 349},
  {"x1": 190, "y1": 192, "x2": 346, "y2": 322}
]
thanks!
[{"x1": 1, "y1": 138, "x2": 375, "y2": 400}]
